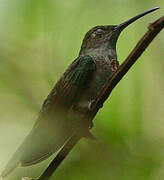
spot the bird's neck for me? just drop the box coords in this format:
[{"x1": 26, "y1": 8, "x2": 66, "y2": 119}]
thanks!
[{"x1": 79, "y1": 46, "x2": 117, "y2": 61}]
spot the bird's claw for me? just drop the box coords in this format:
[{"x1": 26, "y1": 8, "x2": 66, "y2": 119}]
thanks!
[{"x1": 88, "y1": 99, "x2": 95, "y2": 111}]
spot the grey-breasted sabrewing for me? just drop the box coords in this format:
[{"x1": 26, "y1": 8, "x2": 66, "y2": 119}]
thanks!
[{"x1": 1, "y1": 7, "x2": 159, "y2": 178}]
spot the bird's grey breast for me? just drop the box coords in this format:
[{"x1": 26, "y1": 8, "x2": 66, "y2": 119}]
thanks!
[
  {"x1": 87, "y1": 55, "x2": 113, "y2": 99},
  {"x1": 75, "y1": 55, "x2": 113, "y2": 111}
]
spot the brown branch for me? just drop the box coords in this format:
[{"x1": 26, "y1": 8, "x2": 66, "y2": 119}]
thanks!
[{"x1": 23, "y1": 16, "x2": 164, "y2": 180}]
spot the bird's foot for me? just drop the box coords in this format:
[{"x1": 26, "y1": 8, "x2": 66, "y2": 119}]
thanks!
[
  {"x1": 88, "y1": 99, "x2": 95, "y2": 111},
  {"x1": 88, "y1": 99, "x2": 104, "y2": 111}
]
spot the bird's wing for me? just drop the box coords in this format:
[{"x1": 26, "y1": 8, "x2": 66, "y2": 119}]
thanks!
[{"x1": 1, "y1": 55, "x2": 96, "y2": 177}]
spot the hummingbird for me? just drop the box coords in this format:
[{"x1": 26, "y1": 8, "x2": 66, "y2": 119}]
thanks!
[{"x1": 1, "y1": 7, "x2": 159, "y2": 178}]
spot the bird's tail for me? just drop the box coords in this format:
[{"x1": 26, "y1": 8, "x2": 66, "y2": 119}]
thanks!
[{"x1": 1, "y1": 146, "x2": 22, "y2": 178}]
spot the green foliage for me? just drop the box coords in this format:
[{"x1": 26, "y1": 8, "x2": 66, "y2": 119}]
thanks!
[{"x1": 0, "y1": 0, "x2": 163, "y2": 179}]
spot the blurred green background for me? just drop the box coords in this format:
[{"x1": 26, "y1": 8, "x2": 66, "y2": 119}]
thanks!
[{"x1": 0, "y1": 0, "x2": 164, "y2": 180}]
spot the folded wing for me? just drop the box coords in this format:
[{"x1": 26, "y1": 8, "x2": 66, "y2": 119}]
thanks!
[{"x1": 1, "y1": 55, "x2": 96, "y2": 177}]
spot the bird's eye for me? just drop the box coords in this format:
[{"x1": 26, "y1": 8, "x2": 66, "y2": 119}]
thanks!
[
  {"x1": 91, "y1": 29, "x2": 105, "y2": 39},
  {"x1": 96, "y1": 29, "x2": 105, "y2": 34}
]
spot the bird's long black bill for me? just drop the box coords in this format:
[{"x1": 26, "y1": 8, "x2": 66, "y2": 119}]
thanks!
[{"x1": 116, "y1": 7, "x2": 160, "y2": 32}]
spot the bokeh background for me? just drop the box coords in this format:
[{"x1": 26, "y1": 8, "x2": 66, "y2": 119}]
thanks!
[{"x1": 0, "y1": 0, "x2": 164, "y2": 180}]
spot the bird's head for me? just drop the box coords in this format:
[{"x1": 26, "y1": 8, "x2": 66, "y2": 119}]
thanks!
[{"x1": 79, "y1": 7, "x2": 159, "y2": 56}]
